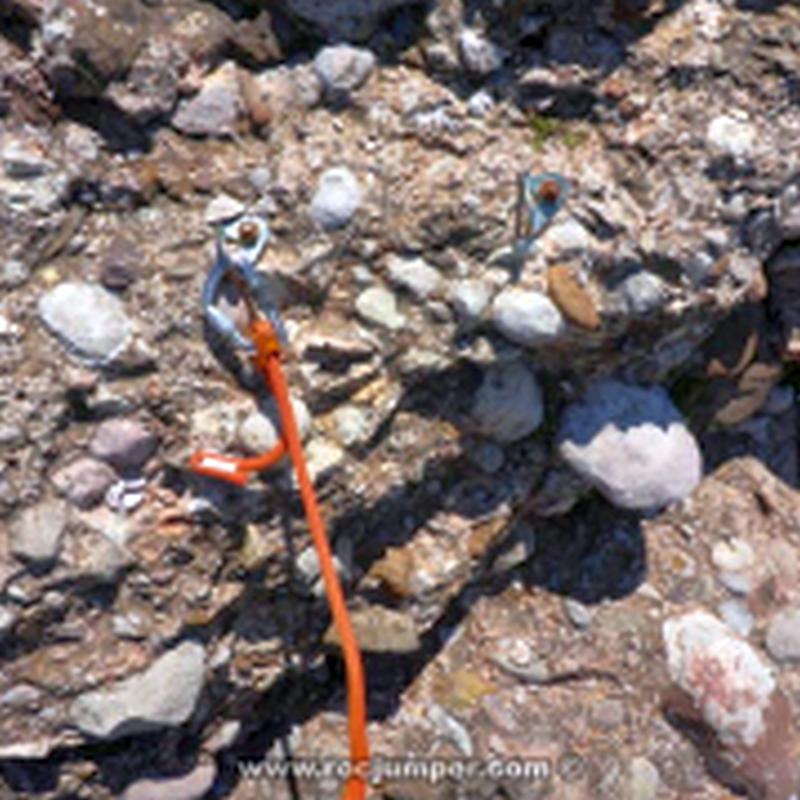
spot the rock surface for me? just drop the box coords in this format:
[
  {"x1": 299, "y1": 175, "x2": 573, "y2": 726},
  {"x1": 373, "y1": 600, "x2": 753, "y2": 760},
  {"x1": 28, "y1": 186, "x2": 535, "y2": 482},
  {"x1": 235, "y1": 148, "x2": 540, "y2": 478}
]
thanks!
[{"x1": 2, "y1": 1, "x2": 800, "y2": 798}]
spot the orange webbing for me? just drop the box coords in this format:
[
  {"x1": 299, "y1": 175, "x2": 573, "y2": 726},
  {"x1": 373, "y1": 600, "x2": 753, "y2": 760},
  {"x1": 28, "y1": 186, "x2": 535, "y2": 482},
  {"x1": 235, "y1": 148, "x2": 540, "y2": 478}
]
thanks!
[{"x1": 251, "y1": 320, "x2": 370, "y2": 800}]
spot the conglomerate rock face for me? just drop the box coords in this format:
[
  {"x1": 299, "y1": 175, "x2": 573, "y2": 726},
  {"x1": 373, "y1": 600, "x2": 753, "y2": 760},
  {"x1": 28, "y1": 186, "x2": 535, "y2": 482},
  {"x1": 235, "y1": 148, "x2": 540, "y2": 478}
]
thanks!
[{"x1": 0, "y1": 1, "x2": 799, "y2": 798}]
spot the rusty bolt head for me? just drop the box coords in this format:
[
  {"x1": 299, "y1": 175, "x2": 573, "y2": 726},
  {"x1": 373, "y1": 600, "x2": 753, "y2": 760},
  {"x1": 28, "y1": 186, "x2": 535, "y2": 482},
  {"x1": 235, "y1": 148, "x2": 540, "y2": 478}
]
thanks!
[
  {"x1": 537, "y1": 180, "x2": 561, "y2": 203},
  {"x1": 238, "y1": 220, "x2": 259, "y2": 246}
]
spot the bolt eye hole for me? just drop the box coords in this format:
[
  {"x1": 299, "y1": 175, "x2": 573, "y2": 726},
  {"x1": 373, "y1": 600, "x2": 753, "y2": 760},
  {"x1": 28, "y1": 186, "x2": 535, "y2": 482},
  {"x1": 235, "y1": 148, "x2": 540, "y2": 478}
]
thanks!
[
  {"x1": 537, "y1": 180, "x2": 561, "y2": 203},
  {"x1": 238, "y1": 221, "x2": 259, "y2": 246}
]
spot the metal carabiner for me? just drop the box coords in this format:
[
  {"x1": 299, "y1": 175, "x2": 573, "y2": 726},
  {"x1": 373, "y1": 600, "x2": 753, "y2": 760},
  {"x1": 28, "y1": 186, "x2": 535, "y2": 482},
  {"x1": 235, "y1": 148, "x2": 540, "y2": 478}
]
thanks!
[{"x1": 201, "y1": 214, "x2": 286, "y2": 353}]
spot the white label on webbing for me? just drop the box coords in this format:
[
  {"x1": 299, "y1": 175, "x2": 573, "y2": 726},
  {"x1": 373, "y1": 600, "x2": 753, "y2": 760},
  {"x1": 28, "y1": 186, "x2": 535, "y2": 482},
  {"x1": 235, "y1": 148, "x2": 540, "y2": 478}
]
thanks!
[{"x1": 201, "y1": 457, "x2": 238, "y2": 474}]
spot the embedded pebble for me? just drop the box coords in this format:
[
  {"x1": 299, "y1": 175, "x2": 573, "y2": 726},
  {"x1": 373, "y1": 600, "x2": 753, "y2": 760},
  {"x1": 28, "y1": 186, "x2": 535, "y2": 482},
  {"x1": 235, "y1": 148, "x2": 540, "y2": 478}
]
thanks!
[
  {"x1": 305, "y1": 439, "x2": 345, "y2": 481},
  {"x1": 718, "y1": 599, "x2": 755, "y2": 637},
  {"x1": 313, "y1": 44, "x2": 375, "y2": 98},
  {"x1": 190, "y1": 401, "x2": 244, "y2": 449},
  {"x1": 765, "y1": 606, "x2": 800, "y2": 662},
  {"x1": 310, "y1": 167, "x2": 362, "y2": 230},
  {"x1": 543, "y1": 218, "x2": 591, "y2": 252},
  {"x1": 121, "y1": 763, "x2": 217, "y2": 800},
  {"x1": 427, "y1": 703, "x2": 474, "y2": 756},
  {"x1": 471, "y1": 361, "x2": 543, "y2": 443},
  {"x1": 77, "y1": 533, "x2": 134, "y2": 583},
  {"x1": 558, "y1": 379, "x2": 702, "y2": 510},
  {"x1": 467, "y1": 440, "x2": 504, "y2": 474},
  {"x1": 51, "y1": 457, "x2": 117, "y2": 509},
  {"x1": 467, "y1": 89, "x2": 494, "y2": 117},
  {"x1": 90, "y1": 418, "x2": 158, "y2": 471},
  {"x1": 451, "y1": 279, "x2": 491, "y2": 323},
  {"x1": 39, "y1": 282, "x2": 133, "y2": 364},
  {"x1": 386, "y1": 255, "x2": 442, "y2": 299},
  {"x1": 0, "y1": 607, "x2": 18, "y2": 636},
  {"x1": 205, "y1": 194, "x2": 246, "y2": 225},
  {"x1": 101, "y1": 236, "x2": 141, "y2": 291},
  {"x1": 0, "y1": 259, "x2": 30, "y2": 288},
  {"x1": 105, "y1": 478, "x2": 147, "y2": 513},
  {"x1": 355, "y1": 286, "x2": 406, "y2": 330},
  {"x1": 323, "y1": 605, "x2": 420, "y2": 654},
  {"x1": 10, "y1": 498, "x2": 69, "y2": 565},
  {"x1": 546, "y1": 265, "x2": 601, "y2": 330},
  {"x1": 711, "y1": 538, "x2": 754, "y2": 574},
  {"x1": 70, "y1": 641, "x2": 206, "y2": 739},
  {"x1": 620, "y1": 271, "x2": 667, "y2": 315},
  {"x1": 172, "y1": 62, "x2": 243, "y2": 137},
  {"x1": 236, "y1": 397, "x2": 311, "y2": 455},
  {"x1": 563, "y1": 598, "x2": 593, "y2": 630},
  {"x1": 664, "y1": 610, "x2": 776, "y2": 749},
  {"x1": 2, "y1": 136, "x2": 52, "y2": 178},
  {"x1": 491, "y1": 288, "x2": 566, "y2": 347},
  {"x1": 332, "y1": 405, "x2": 372, "y2": 448},
  {"x1": 707, "y1": 112, "x2": 757, "y2": 160},
  {"x1": 458, "y1": 28, "x2": 505, "y2": 75},
  {"x1": 628, "y1": 757, "x2": 660, "y2": 800}
]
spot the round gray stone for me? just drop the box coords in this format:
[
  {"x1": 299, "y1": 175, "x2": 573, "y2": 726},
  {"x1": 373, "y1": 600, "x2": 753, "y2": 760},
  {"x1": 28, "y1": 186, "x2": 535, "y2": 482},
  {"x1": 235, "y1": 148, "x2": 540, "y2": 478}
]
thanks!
[
  {"x1": 620, "y1": 272, "x2": 667, "y2": 315},
  {"x1": 458, "y1": 28, "x2": 505, "y2": 75},
  {"x1": 451, "y1": 279, "x2": 491, "y2": 323},
  {"x1": 386, "y1": 255, "x2": 442, "y2": 299},
  {"x1": 765, "y1": 606, "x2": 800, "y2": 662},
  {"x1": 310, "y1": 167, "x2": 361, "y2": 230},
  {"x1": 90, "y1": 418, "x2": 158, "y2": 471},
  {"x1": 313, "y1": 44, "x2": 375, "y2": 97},
  {"x1": 471, "y1": 361, "x2": 543, "y2": 443},
  {"x1": 491, "y1": 288, "x2": 566, "y2": 347},
  {"x1": 10, "y1": 498, "x2": 70, "y2": 565},
  {"x1": 39, "y1": 282, "x2": 134, "y2": 364},
  {"x1": 51, "y1": 457, "x2": 117, "y2": 509},
  {"x1": 558, "y1": 379, "x2": 702, "y2": 510},
  {"x1": 70, "y1": 641, "x2": 206, "y2": 740}
]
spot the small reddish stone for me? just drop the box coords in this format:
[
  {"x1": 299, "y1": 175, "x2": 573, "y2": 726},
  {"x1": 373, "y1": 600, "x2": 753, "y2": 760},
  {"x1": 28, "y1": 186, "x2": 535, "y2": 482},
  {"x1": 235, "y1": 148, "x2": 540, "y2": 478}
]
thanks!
[{"x1": 546, "y1": 265, "x2": 601, "y2": 330}]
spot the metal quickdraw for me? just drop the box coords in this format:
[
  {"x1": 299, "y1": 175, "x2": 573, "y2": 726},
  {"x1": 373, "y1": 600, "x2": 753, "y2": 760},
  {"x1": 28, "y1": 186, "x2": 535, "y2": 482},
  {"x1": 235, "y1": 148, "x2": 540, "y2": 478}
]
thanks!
[{"x1": 189, "y1": 215, "x2": 370, "y2": 800}]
